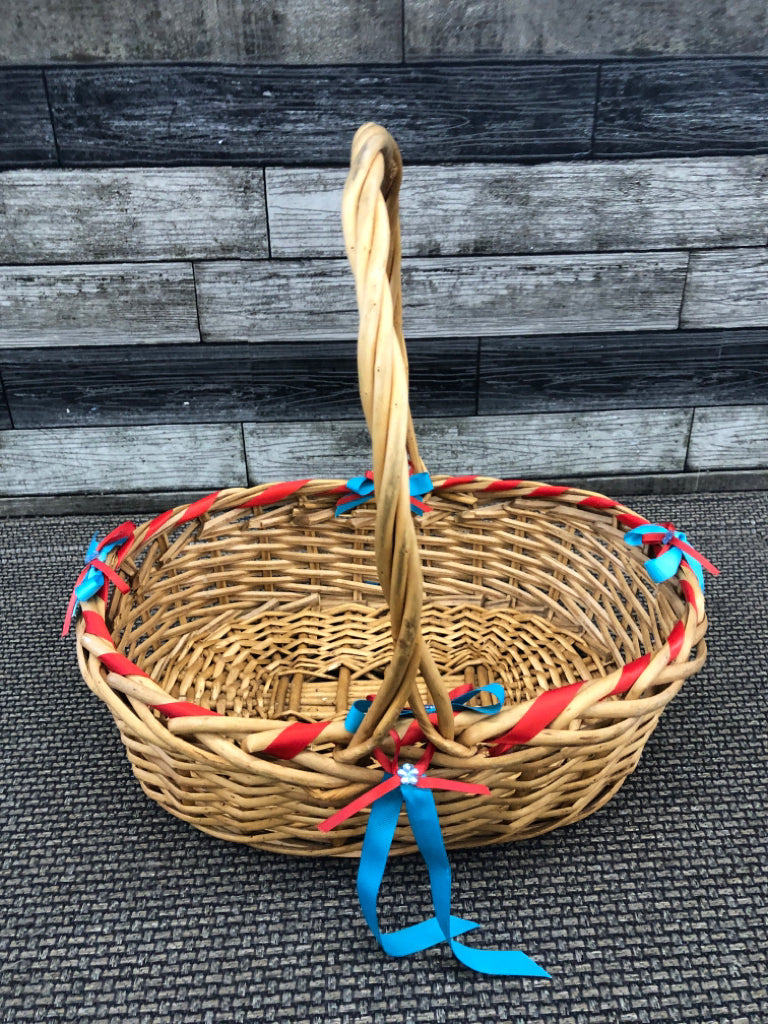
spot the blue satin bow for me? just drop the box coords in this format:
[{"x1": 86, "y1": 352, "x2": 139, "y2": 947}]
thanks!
[
  {"x1": 76, "y1": 533, "x2": 122, "y2": 602},
  {"x1": 344, "y1": 683, "x2": 505, "y2": 733},
  {"x1": 335, "y1": 471, "x2": 433, "y2": 516},
  {"x1": 624, "y1": 523, "x2": 719, "y2": 593}
]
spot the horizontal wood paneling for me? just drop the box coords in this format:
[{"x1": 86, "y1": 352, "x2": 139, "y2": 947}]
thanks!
[
  {"x1": 688, "y1": 405, "x2": 768, "y2": 470},
  {"x1": 195, "y1": 253, "x2": 687, "y2": 343},
  {"x1": 0, "y1": 70, "x2": 57, "y2": 169},
  {"x1": 267, "y1": 156, "x2": 768, "y2": 258},
  {"x1": 1, "y1": 0, "x2": 402, "y2": 65},
  {"x1": 0, "y1": 424, "x2": 246, "y2": 496},
  {"x1": 45, "y1": 63, "x2": 597, "y2": 166},
  {"x1": 243, "y1": 408, "x2": 692, "y2": 481},
  {"x1": 0, "y1": 339, "x2": 477, "y2": 428},
  {"x1": 596, "y1": 60, "x2": 768, "y2": 157},
  {"x1": 479, "y1": 329, "x2": 768, "y2": 414},
  {"x1": 404, "y1": 1, "x2": 768, "y2": 59},
  {"x1": 682, "y1": 250, "x2": 768, "y2": 329},
  {"x1": 0, "y1": 264, "x2": 200, "y2": 347},
  {"x1": 0, "y1": 169, "x2": 268, "y2": 263}
]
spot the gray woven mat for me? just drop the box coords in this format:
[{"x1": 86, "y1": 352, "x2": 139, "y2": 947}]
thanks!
[{"x1": 1, "y1": 492, "x2": 766, "y2": 1024}]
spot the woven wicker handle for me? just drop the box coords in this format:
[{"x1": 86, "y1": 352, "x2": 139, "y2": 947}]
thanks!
[{"x1": 338, "y1": 124, "x2": 467, "y2": 762}]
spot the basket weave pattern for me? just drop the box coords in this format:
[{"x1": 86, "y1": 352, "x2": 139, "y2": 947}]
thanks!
[{"x1": 75, "y1": 125, "x2": 709, "y2": 857}]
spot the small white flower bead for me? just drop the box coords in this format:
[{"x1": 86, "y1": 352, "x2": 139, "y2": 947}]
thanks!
[{"x1": 397, "y1": 763, "x2": 420, "y2": 786}]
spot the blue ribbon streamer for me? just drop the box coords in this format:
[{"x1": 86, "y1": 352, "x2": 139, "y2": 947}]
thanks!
[
  {"x1": 344, "y1": 683, "x2": 505, "y2": 733},
  {"x1": 624, "y1": 524, "x2": 706, "y2": 592},
  {"x1": 357, "y1": 773, "x2": 550, "y2": 977},
  {"x1": 335, "y1": 471, "x2": 433, "y2": 517}
]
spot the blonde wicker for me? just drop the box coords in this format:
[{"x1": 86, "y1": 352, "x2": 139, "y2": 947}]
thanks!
[{"x1": 73, "y1": 123, "x2": 709, "y2": 858}]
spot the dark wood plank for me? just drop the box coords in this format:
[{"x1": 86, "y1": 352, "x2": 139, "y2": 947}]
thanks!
[
  {"x1": 479, "y1": 329, "x2": 768, "y2": 415},
  {"x1": 0, "y1": 423, "x2": 246, "y2": 497},
  {"x1": 405, "y1": 1, "x2": 768, "y2": 60},
  {"x1": 195, "y1": 253, "x2": 686, "y2": 343},
  {"x1": 46, "y1": 63, "x2": 597, "y2": 166},
  {"x1": 0, "y1": 380, "x2": 11, "y2": 429},
  {"x1": 0, "y1": 264, "x2": 200, "y2": 347},
  {"x1": 243, "y1": 408, "x2": 692, "y2": 481},
  {"x1": 0, "y1": 168, "x2": 268, "y2": 263},
  {"x1": 688, "y1": 405, "x2": 768, "y2": 470},
  {"x1": 0, "y1": 70, "x2": 57, "y2": 169},
  {"x1": 681, "y1": 250, "x2": 768, "y2": 329},
  {"x1": 267, "y1": 156, "x2": 768, "y2": 258},
  {"x1": 595, "y1": 59, "x2": 768, "y2": 157},
  {"x1": 0, "y1": 1, "x2": 402, "y2": 64},
  {"x1": 0, "y1": 339, "x2": 477, "y2": 428}
]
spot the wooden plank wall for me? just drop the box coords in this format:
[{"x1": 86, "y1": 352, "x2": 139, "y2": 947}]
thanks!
[
  {"x1": 3, "y1": 2, "x2": 767, "y2": 64},
  {"x1": 0, "y1": 59, "x2": 767, "y2": 507}
]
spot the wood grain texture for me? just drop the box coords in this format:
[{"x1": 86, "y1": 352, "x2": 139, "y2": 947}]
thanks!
[
  {"x1": 195, "y1": 253, "x2": 687, "y2": 343},
  {"x1": 681, "y1": 250, "x2": 768, "y2": 329},
  {"x1": 688, "y1": 405, "x2": 768, "y2": 470},
  {"x1": 0, "y1": 383, "x2": 11, "y2": 430},
  {"x1": 404, "y1": 1, "x2": 768, "y2": 59},
  {"x1": 0, "y1": 1, "x2": 402, "y2": 64},
  {"x1": 0, "y1": 70, "x2": 57, "y2": 169},
  {"x1": 45, "y1": 63, "x2": 597, "y2": 166},
  {"x1": 0, "y1": 339, "x2": 477, "y2": 428},
  {"x1": 0, "y1": 169, "x2": 268, "y2": 263},
  {"x1": 266, "y1": 156, "x2": 768, "y2": 258},
  {"x1": 243, "y1": 408, "x2": 692, "y2": 481},
  {"x1": 595, "y1": 60, "x2": 768, "y2": 157},
  {"x1": 479, "y1": 329, "x2": 768, "y2": 414},
  {"x1": 0, "y1": 264, "x2": 200, "y2": 347},
  {"x1": 0, "y1": 424, "x2": 246, "y2": 496}
]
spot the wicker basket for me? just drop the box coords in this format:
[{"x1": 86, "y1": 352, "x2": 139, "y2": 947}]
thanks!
[{"x1": 72, "y1": 123, "x2": 710, "y2": 862}]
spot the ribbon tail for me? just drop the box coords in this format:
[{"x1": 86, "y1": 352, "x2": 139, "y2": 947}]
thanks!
[
  {"x1": 645, "y1": 546, "x2": 683, "y2": 585},
  {"x1": 356, "y1": 790, "x2": 480, "y2": 957},
  {"x1": 683, "y1": 553, "x2": 706, "y2": 592},
  {"x1": 403, "y1": 785, "x2": 549, "y2": 978}
]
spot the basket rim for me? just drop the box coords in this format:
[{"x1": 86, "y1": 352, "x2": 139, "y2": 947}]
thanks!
[{"x1": 72, "y1": 473, "x2": 708, "y2": 778}]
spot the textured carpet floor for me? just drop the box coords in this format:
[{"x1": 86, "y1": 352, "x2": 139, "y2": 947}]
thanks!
[{"x1": 1, "y1": 492, "x2": 766, "y2": 1024}]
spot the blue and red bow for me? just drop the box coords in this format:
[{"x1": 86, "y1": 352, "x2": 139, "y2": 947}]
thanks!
[
  {"x1": 62, "y1": 521, "x2": 135, "y2": 636},
  {"x1": 335, "y1": 471, "x2": 433, "y2": 517},
  {"x1": 624, "y1": 521, "x2": 719, "y2": 592},
  {"x1": 319, "y1": 734, "x2": 548, "y2": 977}
]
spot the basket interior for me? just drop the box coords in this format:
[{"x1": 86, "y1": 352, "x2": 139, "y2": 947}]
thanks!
[{"x1": 108, "y1": 493, "x2": 685, "y2": 721}]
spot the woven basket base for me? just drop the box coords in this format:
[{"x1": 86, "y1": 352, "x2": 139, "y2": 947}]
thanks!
[{"x1": 137, "y1": 603, "x2": 618, "y2": 722}]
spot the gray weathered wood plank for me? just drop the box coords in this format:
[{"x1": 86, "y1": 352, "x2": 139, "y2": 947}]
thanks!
[
  {"x1": 0, "y1": 169, "x2": 268, "y2": 263},
  {"x1": 687, "y1": 405, "x2": 768, "y2": 470},
  {"x1": 404, "y1": 1, "x2": 768, "y2": 59},
  {"x1": 266, "y1": 156, "x2": 768, "y2": 258},
  {"x1": 0, "y1": 424, "x2": 246, "y2": 496},
  {"x1": 244, "y1": 408, "x2": 692, "y2": 481},
  {"x1": 195, "y1": 253, "x2": 687, "y2": 342},
  {"x1": 681, "y1": 250, "x2": 768, "y2": 329},
  {"x1": 1, "y1": 1, "x2": 402, "y2": 64},
  {"x1": 0, "y1": 264, "x2": 200, "y2": 347}
]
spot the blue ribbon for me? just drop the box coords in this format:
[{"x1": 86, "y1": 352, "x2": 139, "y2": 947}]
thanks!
[
  {"x1": 357, "y1": 767, "x2": 549, "y2": 977},
  {"x1": 624, "y1": 524, "x2": 706, "y2": 592},
  {"x1": 75, "y1": 533, "x2": 123, "y2": 603},
  {"x1": 335, "y1": 471, "x2": 433, "y2": 517},
  {"x1": 344, "y1": 683, "x2": 505, "y2": 733}
]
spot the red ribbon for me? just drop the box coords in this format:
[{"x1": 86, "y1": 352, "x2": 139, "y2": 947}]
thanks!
[{"x1": 319, "y1": 732, "x2": 490, "y2": 833}]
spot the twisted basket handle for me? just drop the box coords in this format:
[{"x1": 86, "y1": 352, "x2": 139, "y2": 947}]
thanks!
[{"x1": 338, "y1": 124, "x2": 471, "y2": 763}]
